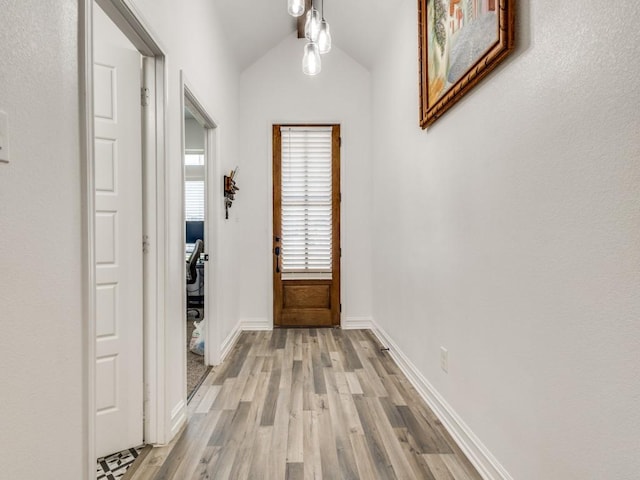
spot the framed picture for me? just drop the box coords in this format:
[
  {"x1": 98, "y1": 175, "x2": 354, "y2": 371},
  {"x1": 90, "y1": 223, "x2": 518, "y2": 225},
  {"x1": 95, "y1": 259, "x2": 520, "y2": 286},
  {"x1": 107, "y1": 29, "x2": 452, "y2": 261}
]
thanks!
[{"x1": 419, "y1": 0, "x2": 515, "y2": 128}]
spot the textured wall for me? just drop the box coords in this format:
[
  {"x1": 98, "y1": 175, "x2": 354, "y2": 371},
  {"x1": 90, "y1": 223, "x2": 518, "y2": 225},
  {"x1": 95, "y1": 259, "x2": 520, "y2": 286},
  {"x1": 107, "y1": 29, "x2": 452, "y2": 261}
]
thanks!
[
  {"x1": 0, "y1": 0, "x2": 84, "y2": 477},
  {"x1": 238, "y1": 34, "x2": 373, "y2": 327},
  {"x1": 371, "y1": 1, "x2": 640, "y2": 479}
]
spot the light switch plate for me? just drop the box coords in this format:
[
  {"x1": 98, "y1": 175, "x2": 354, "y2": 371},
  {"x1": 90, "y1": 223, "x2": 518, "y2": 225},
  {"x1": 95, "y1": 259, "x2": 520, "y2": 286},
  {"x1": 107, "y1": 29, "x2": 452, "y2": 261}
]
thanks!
[
  {"x1": 440, "y1": 346, "x2": 448, "y2": 373},
  {"x1": 0, "y1": 110, "x2": 8, "y2": 163}
]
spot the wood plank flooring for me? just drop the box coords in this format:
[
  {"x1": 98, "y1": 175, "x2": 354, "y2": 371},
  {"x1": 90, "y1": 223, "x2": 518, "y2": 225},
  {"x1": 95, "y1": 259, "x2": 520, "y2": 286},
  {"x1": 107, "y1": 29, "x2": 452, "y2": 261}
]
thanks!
[{"x1": 130, "y1": 329, "x2": 483, "y2": 480}]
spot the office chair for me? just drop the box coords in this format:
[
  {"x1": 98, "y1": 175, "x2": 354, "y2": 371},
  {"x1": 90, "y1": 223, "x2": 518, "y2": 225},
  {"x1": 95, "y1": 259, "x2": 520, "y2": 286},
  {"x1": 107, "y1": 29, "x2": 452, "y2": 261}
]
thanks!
[
  {"x1": 186, "y1": 239, "x2": 204, "y2": 317},
  {"x1": 186, "y1": 239, "x2": 204, "y2": 285}
]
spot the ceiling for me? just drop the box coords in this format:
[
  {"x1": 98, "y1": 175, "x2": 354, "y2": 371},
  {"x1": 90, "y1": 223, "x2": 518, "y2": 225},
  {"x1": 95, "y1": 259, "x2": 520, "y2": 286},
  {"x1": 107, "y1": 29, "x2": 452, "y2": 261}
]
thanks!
[{"x1": 212, "y1": 0, "x2": 405, "y2": 71}]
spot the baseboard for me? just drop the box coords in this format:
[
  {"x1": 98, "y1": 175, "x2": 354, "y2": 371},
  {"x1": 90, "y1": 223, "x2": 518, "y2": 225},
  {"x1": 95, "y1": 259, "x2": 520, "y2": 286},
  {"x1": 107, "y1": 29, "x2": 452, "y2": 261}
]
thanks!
[
  {"x1": 239, "y1": 317, "x2": 272, "y2": 331},
  {"x1": 219, "y1": 322, "x2": 242, "y2": 362},
  {"x1": 342, "y1": 316, "x2": 374, "y2": 330},
  {"x1": 370, "y1": 320, "x2": 513, "y2": 480},
  {"x1": 219, "y1": 318, "x2": 272, "y2": 363},
  {"x1": 169, "y1": 400, "x2": 186, "y2": 438},
  {"x1": 234, "y1": 316, "x2": 372, "y2": 330}
]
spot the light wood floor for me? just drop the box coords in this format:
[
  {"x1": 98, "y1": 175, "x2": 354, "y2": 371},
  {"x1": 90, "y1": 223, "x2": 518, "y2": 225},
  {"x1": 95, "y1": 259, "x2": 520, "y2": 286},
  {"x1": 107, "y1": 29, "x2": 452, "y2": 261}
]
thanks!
[{"x1": 129, "y1": 329, "x2": 483, "y2": 480}]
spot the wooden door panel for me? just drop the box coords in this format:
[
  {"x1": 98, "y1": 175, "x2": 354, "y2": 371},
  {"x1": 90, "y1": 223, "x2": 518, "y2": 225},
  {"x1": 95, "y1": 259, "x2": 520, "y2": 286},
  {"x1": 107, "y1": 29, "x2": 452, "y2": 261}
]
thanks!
[
  {"x1": 283, "y1": 282, "x2": 331, "y2": 309},
  {"x1": 281, "y1": 309, "x2": 333, "y2": 327},
  {"x1": 280, "y1": 281, "x2": 334, "y2": 326}
]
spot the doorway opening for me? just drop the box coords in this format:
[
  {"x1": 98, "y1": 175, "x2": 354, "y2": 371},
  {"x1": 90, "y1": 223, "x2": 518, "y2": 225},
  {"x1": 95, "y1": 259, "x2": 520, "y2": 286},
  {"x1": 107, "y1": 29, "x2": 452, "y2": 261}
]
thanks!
[
  {"x1": 180, "y1": 74, "x2": 220, "y2": 401},
  {"x1": 183, "y1": 107, "x2": 208, "y2": 399}
]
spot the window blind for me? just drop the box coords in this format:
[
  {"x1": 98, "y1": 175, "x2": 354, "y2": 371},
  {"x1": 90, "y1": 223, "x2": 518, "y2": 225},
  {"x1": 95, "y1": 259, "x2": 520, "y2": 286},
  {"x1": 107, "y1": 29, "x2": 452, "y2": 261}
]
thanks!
[
  {"x1": 280, "y1": 126, "x2": 333, "y2": 273},
  {"x1": 185, "y1": 152, "x2": 204, "y2": 165},
  {"x1": 185, "y1": 180, "x2": 204, "y2": 221}
]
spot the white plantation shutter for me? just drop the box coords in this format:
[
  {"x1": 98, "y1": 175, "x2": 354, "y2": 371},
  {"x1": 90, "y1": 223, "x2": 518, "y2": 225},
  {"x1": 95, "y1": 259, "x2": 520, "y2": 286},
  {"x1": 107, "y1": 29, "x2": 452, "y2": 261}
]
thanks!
[
  {"x1": 185, "y1": 180, "x2": 204, "y2": 221},
  {"x1": 281, "y1": 126, "x2": 333, "y2": 274}
]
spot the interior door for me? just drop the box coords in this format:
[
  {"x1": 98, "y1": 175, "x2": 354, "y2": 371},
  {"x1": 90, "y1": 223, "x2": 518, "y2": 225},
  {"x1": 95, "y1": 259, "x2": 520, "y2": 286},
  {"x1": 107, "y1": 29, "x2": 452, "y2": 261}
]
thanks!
[
  {"x1": 273, "y1": 125, "x2": 341, "y2": 327},
  {"x1": 94, "y1": 35, "x2": 143, "y2": 457}
]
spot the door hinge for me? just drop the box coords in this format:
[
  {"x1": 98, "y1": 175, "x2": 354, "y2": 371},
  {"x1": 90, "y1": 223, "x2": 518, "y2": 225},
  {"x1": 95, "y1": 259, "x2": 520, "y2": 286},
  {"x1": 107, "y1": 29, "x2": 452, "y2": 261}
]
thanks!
[
  {"x1": 340, "y1": 247, "x2": 342, "y2": 257},
  {"x1": 141, "y1": 87, "x2": 150, "y2": 107},
  {"x1": 339, "y1": 137, "x2": 342, "y2": 147},
  {"x1": 340, "y1": 304, "x2": 342, "y2": 313},
  {"x1": 142, "y1": 235, "x2": 150, "y2": 254}
]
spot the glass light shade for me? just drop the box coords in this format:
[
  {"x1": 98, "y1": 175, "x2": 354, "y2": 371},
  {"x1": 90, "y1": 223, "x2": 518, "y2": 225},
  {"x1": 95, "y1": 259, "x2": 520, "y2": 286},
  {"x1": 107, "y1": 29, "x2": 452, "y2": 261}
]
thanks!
[
  {"x1": 304, "y1": 7, "x2": 322, "y2": 42},
  {"x1": 317, "y1": 20, "x2": 331, "y2": 54},
  {"x1": 302, "y1": 42, "x2": 321, "y2": 75},
  {"x1": 287, "y1": 0, "x2": 305, "y2": 17}
]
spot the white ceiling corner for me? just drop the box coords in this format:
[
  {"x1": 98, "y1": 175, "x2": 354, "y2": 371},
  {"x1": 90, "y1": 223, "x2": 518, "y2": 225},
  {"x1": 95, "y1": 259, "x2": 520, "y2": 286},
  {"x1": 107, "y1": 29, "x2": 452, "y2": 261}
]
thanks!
[{"x1": 213, "y1": 0, "x2": 297, "y2": 70}]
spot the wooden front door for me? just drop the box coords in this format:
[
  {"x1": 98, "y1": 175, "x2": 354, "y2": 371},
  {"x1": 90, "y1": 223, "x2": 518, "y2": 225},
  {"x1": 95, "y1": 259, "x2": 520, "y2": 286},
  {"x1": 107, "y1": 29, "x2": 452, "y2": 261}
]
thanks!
[{"x1": 273, "y1": 125, "x2": 341, "y2": 327}]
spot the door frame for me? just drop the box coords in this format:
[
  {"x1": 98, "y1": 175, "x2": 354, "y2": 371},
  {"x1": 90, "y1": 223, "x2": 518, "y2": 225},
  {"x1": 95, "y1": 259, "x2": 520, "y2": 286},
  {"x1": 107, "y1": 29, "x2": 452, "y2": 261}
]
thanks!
[
  {"x1": 180, "y1": 72, "x2": 222, "y2": 380},
  {"x1": 80, "y1": 0, "x2": 168, "y2": 477}
]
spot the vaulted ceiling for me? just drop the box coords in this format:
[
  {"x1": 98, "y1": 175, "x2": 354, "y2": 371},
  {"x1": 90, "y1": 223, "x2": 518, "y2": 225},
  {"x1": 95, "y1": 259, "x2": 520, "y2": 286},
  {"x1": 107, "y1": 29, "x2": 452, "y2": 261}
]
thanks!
[{"x1": 212, "y1": 0, "x2": 406, "y2": 71}]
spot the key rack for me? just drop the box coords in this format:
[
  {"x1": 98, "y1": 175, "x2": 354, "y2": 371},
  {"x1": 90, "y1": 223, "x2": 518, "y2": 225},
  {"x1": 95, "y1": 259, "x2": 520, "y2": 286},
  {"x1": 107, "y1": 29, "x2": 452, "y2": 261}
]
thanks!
[{"x1": 223, "y1": 167, "x2": 239, "y2": 219}]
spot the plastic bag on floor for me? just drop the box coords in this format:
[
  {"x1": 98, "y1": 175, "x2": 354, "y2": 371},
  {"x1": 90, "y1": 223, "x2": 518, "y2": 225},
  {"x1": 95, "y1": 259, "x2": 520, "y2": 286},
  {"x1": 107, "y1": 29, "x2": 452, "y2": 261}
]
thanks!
[{"x1": 189, "y1": 320, "x2": 205, "y2": 356}]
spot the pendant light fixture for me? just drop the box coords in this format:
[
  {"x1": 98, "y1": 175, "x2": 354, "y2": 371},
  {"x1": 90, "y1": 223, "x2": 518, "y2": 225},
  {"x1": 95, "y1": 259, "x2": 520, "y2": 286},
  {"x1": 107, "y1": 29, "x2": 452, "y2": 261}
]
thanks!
[
  {"x1": 287, "y1": 0, "x2": 305, "y2": 17},
  {"x1": 316, "y1": 0, "x2": 331, "y2": 54},
  {"x1": 302, "y1": 41, "x2": 321, "y2": 75},
  {"x1": 291, "y1": 0, "x2": 332, "y2": 75},
  {"x1": 304, "y1": 5, "x2": 322, "y2": 42},
  {"x1": 317, "y1": 20, "x2": 331, "y2": 54}
]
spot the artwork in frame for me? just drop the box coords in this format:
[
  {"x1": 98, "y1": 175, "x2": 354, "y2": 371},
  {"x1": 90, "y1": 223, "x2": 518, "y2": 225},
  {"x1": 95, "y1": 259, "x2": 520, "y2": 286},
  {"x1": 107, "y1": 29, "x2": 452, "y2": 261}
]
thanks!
[{"x1": 418, "y1": 0, "x2": 515, "y2": 128}]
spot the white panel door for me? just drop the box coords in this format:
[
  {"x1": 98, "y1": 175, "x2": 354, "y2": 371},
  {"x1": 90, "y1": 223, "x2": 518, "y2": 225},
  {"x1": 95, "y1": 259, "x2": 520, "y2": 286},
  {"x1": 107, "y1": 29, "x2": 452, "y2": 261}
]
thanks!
[{"x1": 94, "y1": 39, "x2": 143, "y2": 458}]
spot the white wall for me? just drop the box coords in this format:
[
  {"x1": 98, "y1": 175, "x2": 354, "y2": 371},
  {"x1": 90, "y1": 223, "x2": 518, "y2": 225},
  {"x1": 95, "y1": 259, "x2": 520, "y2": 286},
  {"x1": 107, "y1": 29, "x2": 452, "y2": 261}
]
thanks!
[
  {"x1": 371, "y1": 1, "x2": 640, "y2": 479},
  {"x1": 0, "y1": 1, "x2": 84, "y2": 477},
  {"x1": 237, "y1": 33, "x2": 373, "y2": 328},
  {"x1": 127, "y1": 0, "x2": 241, "y2": 436}
]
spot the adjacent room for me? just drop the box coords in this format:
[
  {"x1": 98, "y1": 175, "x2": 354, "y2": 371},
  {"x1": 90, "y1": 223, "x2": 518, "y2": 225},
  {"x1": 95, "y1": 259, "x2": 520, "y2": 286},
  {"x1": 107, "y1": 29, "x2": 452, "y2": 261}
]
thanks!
[
  {"x1": 0, "y1": 1, "x2": 638, "y2": 480},
  {"x1": 183, "y1": 107, "x2": 210, "y2": 399}
]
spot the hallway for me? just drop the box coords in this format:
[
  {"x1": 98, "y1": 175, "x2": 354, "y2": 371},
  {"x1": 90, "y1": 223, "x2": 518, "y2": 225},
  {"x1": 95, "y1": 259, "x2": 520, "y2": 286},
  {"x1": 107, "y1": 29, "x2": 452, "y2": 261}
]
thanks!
[
  {"x1": 130, "y1": 329, "x2": 482, "y2": 479},
  {"x1": 3, "y1": 2, "x2": 639, "y2": 477}
]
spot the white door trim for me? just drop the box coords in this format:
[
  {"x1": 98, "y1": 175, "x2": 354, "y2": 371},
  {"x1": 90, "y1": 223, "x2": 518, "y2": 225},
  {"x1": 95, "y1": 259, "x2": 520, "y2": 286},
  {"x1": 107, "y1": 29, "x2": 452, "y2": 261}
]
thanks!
[
  {"x1": 80, "y1": 1, "x2": 168, "y2": 477},
  {"x1": 79, "y1": 3, "x2": 96, "y2": 478},
  {"x1": 180, "y1": 72, "x2": 222, "y2": 370}
]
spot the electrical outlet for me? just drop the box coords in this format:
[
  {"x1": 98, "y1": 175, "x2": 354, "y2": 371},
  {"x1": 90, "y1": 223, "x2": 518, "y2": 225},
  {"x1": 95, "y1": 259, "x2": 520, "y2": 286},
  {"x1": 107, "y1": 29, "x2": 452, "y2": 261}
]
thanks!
[{"x1": 440, "y1": 347, "x2": 448, "y2": 373}]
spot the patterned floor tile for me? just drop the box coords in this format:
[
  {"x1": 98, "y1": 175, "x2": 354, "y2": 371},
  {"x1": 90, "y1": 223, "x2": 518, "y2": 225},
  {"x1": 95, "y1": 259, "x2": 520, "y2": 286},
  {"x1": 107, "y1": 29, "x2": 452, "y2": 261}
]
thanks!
[{"x1": 96, "y1": 445, "x2": 144, "y2": 480}]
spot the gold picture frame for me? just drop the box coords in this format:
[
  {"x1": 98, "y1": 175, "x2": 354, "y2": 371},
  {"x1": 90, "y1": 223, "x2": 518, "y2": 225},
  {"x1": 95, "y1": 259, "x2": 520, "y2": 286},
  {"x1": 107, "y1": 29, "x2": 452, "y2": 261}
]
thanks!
[{"x1": 419, "y1": 0, "x2": 515, "y2": 129}]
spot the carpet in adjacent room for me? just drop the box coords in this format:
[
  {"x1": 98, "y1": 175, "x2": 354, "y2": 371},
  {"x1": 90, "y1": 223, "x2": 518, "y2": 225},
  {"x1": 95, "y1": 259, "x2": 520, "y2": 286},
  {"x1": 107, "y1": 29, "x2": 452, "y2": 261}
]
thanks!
[{"x1": 186, "y1": 316, "x2": 210, "y2": 399}]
